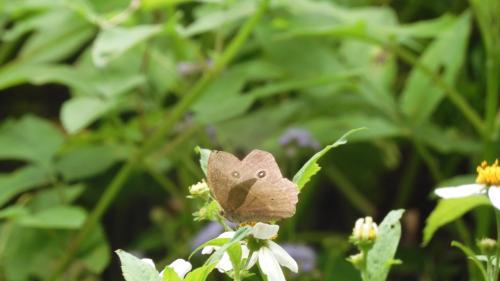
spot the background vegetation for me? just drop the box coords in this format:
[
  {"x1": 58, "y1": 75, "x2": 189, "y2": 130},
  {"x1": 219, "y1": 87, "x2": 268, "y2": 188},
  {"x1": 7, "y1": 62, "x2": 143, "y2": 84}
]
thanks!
[{"x1": 0, "y1": 0, "x2": 499, "y2": 280}]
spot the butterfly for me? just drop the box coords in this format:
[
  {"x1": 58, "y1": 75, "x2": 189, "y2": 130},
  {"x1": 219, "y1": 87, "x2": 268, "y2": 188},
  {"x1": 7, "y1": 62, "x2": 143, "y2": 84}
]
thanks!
[{"x1": 207, "y1": 149, "x2": 298, "y2": 223}]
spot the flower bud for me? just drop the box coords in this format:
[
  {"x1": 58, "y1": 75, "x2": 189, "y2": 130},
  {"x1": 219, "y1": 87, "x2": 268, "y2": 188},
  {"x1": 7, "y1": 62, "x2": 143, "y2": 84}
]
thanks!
[
  {"x1": 478, "y1": 238, "x2": 497, "y2": 256},
  {"x1": 351, "y1": 216, "x2": 378, "y2": 245},
  {"x1": 347, "y1": 252, "x2": 365, "y2": 270},
  {"x1": 189, "y1": 180, "x2": 209, "y2": 196}
]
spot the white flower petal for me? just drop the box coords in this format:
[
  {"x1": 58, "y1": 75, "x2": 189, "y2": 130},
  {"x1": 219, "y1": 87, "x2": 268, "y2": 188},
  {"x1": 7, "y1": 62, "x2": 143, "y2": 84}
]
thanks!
[
  {"x1": 168, "y1": 259, "x2": 192, "y2": 279},
  {"x1": 141, "y1": 258, "x2": 156, "y2": 269},
  {"x1": 218, "y1": 231, "x2": 236, "y2": 239},
  {"x1": 267, "y1": 241, "x2": 298, "y2": 273},
  {"x1": 258, "y1": 247, "x2": 286, "y2": 281},
  {"x1": 488, "y1": 186, "x2": 500, "y2": 210},
  {"x1": 215, "y1": 253, "x2": 234, "y2": 273},
  {"x1": 434, "y1": 184, "x2": 485, "y2": 199},
  {"x1": 252, "y1": 223, "x2": 279, "y2": 240},
  {"x1": 246, "y1": 251, "x2": 258, "y2": 270}
]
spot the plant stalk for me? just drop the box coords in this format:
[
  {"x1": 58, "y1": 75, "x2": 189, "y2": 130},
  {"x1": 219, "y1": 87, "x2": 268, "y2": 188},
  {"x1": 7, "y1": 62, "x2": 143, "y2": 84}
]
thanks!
[{"x1": 44, "y1": 1, "x2": 269, "y2": 280}]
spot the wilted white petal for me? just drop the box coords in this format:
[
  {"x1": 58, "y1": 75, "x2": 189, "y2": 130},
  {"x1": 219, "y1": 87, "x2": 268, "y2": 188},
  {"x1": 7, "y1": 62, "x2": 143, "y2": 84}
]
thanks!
[
  {"x1": 141, "y1": 258, "x2": 156, "y2": 269},
  {"x1": 252, "y1": 223, "x2": 279, "y2": 240},
  {"x1": 488, "y1": 186, "x2": 500, "y2": 210},
  {"x1": 258, "y1": 247, "x2": 286, "y2": 281},
  {"x1": 168, "y1": 259, "x2": 192, "y2": 279},
  {"x1": 267, "y1": 241, "x2": 298, "y2": 273},
  {"x1": 434, "y1": 184, "x2": 485, "y2": 199}
]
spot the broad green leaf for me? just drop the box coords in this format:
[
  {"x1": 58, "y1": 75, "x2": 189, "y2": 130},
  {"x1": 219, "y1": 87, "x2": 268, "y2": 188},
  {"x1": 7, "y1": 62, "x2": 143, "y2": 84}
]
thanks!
[
  {"x1": 116, "y1": 249, "x2": 162, "y2": 281},
  {"x1": 195, "y1": 146, "x2": 212, "y2": 176},
  {"x1": 366, "y1": 209, "x2": 405, "y2": 281},
  {"x1": 162, "y1": 267, "x2": 181, "y2": 281},
  {"x1": 183, "y1": 265, "x2": 216, "y2": 281},
  {"x1": 400, "y1": 12, "x2": 471, "y2": 123},
  {"x1": 55, "y1": 144, "x2": 118, "y2": 180},
  {"x1": 422, "y1": 196, "x2": 490, "y2": 246},
  {"x1": 292, "y1": 128, "x2": 362, "y2": 190},
  {"x1": 183, "y1": 1, "x2": 255, "y2": 36},
  {"x1": 0, "y1": 206, "x2": 29, "y2": 220},
  {"x1": 61, "y1": 96, "x2": 115, "y2": 134},
  {"x1": 17, "y1": 205, "x2": 87, "y2": 229},
  {"x1": 18, "y1": 10, "x2": 95, "y2": 63},
  {"x1": 0, "y1": 63, "x2": 97, "y2": 93},
  {"x1": 92, "y1": 25, "x2": 162, "y2": 67},
  {"x1": 0, "y1": 115, "x2": 64, "y2": 166},
  {"x1": 0, "y1": 165, "x2": 51, "y2": 207},
  {"x1": 28, "y1": 184, "x2": 85, "y2": 210}
]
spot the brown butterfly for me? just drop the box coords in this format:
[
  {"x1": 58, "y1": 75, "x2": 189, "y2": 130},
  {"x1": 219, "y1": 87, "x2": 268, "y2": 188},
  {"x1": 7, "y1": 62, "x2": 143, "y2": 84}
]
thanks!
[{"x1": 207, "y1": 149, "x2": 298, "y2": 223}]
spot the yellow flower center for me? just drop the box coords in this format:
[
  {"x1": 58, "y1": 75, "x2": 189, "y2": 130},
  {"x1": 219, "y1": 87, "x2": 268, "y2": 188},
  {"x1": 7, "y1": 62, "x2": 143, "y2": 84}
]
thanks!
[{"x1": 476, "y1": 160, "x2": 500, "y2": 185}]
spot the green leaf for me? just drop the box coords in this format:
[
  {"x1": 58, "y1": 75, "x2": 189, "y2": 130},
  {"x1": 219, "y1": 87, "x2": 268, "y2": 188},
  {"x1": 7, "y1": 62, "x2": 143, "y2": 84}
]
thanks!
[
  {"x1": 400, "y1": 12, "x2": 471, "y2": 123},
  {"x1": 422, "y1": 196, "x2": 490, "y2": 246},
  {"x1": 162, "y1": 267, "x2": 181, "y2": 281},
  {"x1": 61, "y1": 96, "x2": 115, "y2": 134},
  {"x1": 92, "y1": 25, "x2": 162, "y2": 67},
  {"x1": 17, "y1": 205, "x2": 87, "y2": 229},
  {"x1": 366, "y1": 209, "x2": 405, "y2": 281},
  {"x1": 206, "y1": 227, "x2": 252, "y2": 265},
  {"x1": 226, "y1": 242, "x2": 243, "y2": 275},
  {"x1": 195, "y1": 146, "x2": 212, "y2": 176},
  {"x1": 55, "y1": 144, "x2": 118, "y2": 181},
  {"x1": 183, "y1": 265, "x2": 216, "y2": 281},
  {"x1": 0, "y1": 206, "x2": 29, "y2": 220},
  {"x1": 292, "y1": 128, "x2": 363, "y2": 190},
  {"x1": 17, "y1": 10, "x2": 95, "y2": 63},
  {"x1": 183, "y1": 1, "x2": 256, "y2": 36},
  {"x1": 0, "y1": 165, "x2": 51, "y2": 207},
  {"x1": 0, "y1": 115, "x2": 64, "y2": 166},
  {"x1": 190, "y1": 237, "x2": 230, "y2": 260},
  {"x1": 0, "y1": 63, "x2": 97, "y2": 93},
  {"x1": 116, "y1": 249, "x2": 162, "y2": 281}
]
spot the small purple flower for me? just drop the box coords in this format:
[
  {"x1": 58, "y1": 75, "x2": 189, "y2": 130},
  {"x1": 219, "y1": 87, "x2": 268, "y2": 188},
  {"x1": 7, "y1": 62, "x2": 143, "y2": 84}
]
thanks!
[
  {"x1": 281, "y1": 244, "x2": 317, "y2": 272},
  {"x1": 279, "y1": 128, "x2": 320, "y2": 150}
]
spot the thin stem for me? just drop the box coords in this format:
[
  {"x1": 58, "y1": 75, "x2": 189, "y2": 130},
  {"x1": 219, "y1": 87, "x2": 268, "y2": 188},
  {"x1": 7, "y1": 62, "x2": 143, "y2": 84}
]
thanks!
[
  {"x1": 324, "y1": 164, "x2": 376, "y2": 215},
  {"x1": 44, "y1": 2, "x2": 269, "y2": 280},
  {"x1": 493, "y1": 210, "x2": 500, "y2": 280}
]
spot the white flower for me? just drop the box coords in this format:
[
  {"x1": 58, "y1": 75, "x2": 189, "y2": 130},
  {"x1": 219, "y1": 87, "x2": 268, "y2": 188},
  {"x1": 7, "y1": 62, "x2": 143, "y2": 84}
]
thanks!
[
  {"x1": 201, "y1": 231, "x2": 251, "y2": 273},
  {"x1": 248, "y1": 223, "x2": 299, "y2": 281},
  {"x1": 434, "y1": 160, "x2": 500, "y2": 210},
  {"x1": 141, "y1": 258, "x2": 192, "y2": 279},
  {"x1": 352, "y1": 216, "x2": 378, "y2": 242}
]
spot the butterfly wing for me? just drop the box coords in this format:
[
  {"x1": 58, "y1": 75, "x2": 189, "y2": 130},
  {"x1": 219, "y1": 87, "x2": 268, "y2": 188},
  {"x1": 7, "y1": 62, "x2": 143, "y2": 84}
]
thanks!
[
  {"x1": 207, "y1": 150, "x2": 242, "y2": 212},
  {"x1": 232, "y1": 150, "x2": 298, "y2": 222},
  {"x1": 207, "y1": 149, "x2": 299, "y2": 223}
]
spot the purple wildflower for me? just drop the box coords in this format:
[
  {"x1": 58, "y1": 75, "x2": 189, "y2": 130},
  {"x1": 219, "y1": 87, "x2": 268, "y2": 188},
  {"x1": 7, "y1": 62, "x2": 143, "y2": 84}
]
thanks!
[
  {"x1": 279, "y1": 128, "x2": 320, "y2": 150},
  {"x1": 281, "y1": 244, "x2": 317, "y2": 272}
]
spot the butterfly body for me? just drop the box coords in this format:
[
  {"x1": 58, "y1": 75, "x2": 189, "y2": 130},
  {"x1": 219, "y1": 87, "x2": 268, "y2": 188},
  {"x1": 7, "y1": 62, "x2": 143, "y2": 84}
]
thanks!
[{"x1": 207, "y1": 149, "x2": 298, "y2": 223}]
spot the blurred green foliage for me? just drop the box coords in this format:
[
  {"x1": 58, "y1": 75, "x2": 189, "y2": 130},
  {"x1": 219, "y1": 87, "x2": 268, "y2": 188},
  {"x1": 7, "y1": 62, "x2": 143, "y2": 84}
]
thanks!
[{"x1": 0, "y1": 0, "x2": 499, "y2": 280}]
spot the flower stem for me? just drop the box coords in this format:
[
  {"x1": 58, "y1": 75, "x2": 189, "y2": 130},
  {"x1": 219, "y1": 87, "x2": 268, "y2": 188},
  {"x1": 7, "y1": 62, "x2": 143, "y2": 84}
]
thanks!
[
  {"x1": 44, "y1": 1, "x2": 269, "y2": 280},
  {"x1": 360, "y1": 248, "x2": 370, "y2": 281},
  {"x1": 493, "y1": 209, "x2": 500, "y2": 280}
]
